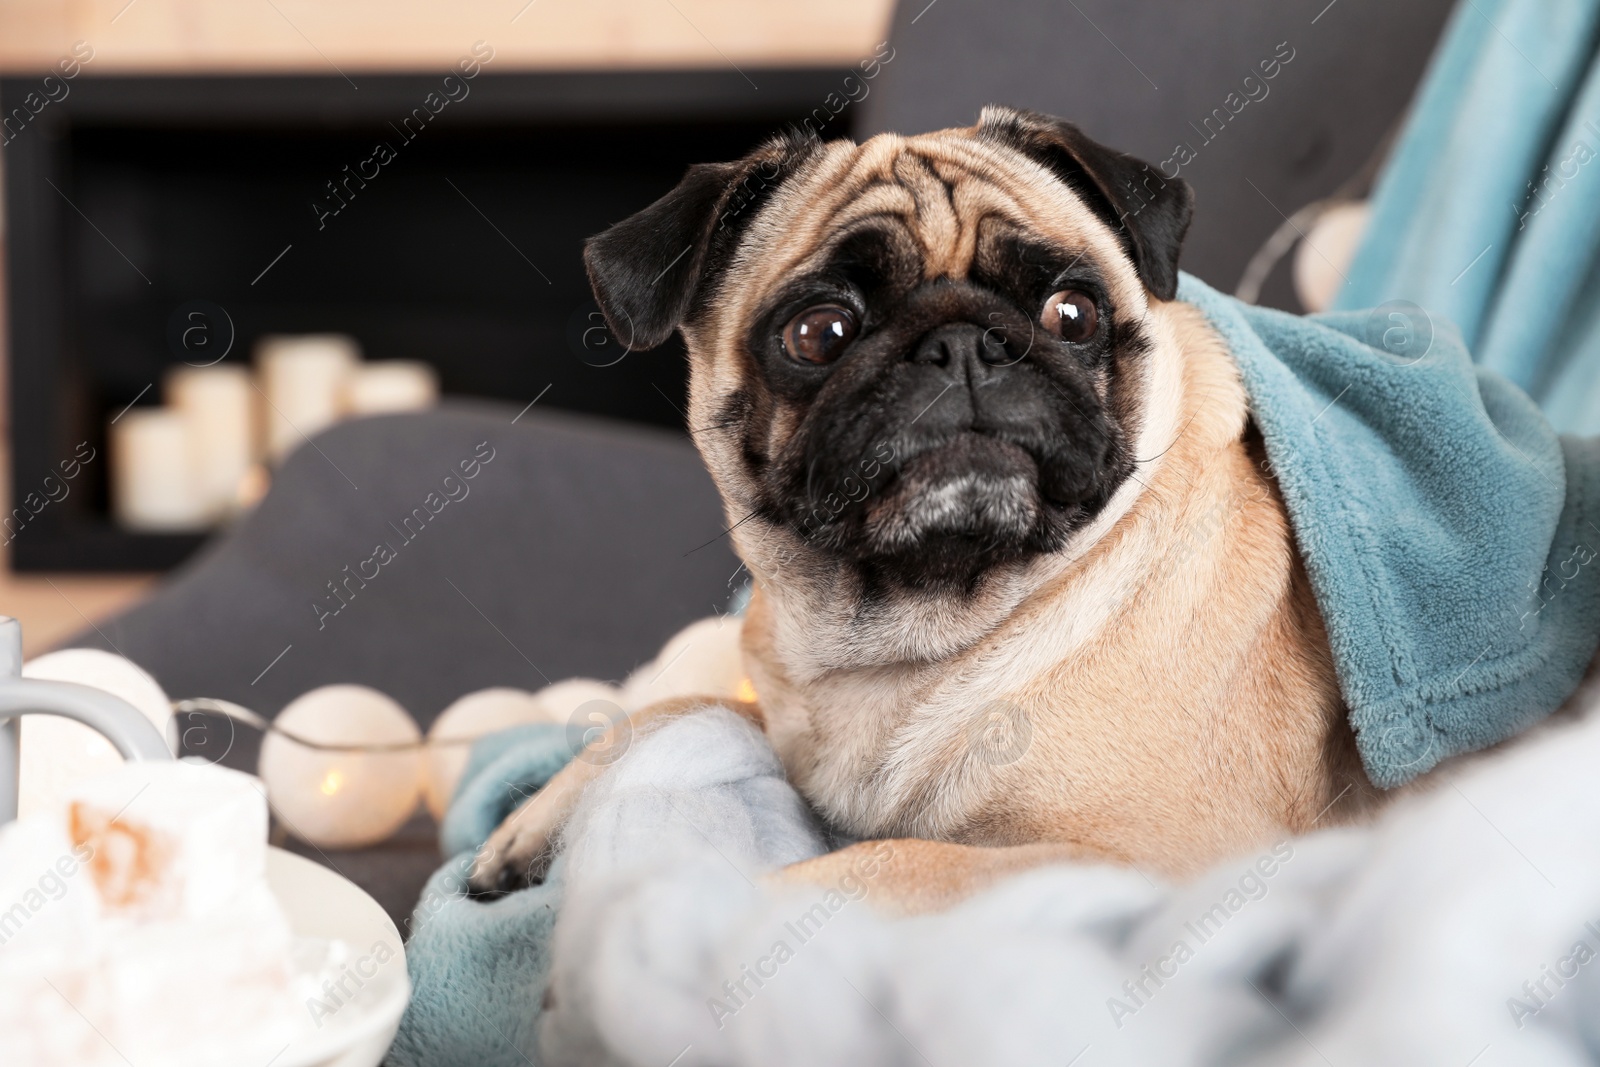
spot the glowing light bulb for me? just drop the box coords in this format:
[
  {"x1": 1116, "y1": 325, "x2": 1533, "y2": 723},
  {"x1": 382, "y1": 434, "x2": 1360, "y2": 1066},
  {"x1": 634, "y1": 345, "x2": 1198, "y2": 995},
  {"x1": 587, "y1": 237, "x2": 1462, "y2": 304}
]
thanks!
[
  {"x1": 621, "y1": 615, "x2": 747, "y2": 709},
  {"x1": 422, "y1": 679, "x2": 622, "y2": 819},
  {"x1": 257, "y1": 685, "x2": 420, "y2": 849}
]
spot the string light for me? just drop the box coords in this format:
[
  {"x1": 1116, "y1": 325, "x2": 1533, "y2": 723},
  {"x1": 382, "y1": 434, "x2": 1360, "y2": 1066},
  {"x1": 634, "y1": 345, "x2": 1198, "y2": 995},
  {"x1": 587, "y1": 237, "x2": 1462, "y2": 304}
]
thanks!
[
  {"x1": 25, "y1": 614, "x2": 748, "y2": 848},
  {"x1": 257, "y1": 686, "x2": 422, "y2": 849},
  {"x1": 177, "y1": 688, "x2": 612, "y2": 846}
]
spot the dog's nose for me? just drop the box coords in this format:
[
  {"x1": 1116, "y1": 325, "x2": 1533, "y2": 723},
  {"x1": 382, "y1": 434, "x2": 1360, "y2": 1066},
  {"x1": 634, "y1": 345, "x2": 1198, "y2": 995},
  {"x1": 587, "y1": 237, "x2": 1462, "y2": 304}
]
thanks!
[{"x1": 910, "y1": 322, "x2": 1015, "y2": 372}]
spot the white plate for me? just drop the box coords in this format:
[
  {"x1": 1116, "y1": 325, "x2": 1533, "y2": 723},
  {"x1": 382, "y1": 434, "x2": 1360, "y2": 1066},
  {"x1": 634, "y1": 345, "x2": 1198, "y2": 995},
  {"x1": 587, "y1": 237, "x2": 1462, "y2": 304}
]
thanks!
[{"x1": 267, "y1": 847, "x2": 412, "y2": 1067}]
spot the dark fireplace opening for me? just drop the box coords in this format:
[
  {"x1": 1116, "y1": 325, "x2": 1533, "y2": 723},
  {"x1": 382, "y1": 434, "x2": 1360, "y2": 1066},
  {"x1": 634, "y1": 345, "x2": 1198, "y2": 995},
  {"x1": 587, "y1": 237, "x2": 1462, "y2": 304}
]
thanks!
[{"x1": 4, "y1": 70, "x2": 848, "y2": 571}]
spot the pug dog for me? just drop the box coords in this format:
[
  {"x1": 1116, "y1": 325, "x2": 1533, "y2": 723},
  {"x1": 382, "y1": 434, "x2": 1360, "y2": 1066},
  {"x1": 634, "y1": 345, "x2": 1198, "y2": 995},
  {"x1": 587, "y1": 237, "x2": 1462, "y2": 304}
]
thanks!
[{"x1": 468, "y1": 106, "x2": 1376, "y2": 913}]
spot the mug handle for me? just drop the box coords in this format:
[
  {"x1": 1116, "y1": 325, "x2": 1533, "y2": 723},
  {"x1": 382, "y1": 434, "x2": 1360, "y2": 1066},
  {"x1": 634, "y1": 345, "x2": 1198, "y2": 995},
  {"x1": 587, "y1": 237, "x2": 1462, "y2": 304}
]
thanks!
[{"x1": 0, "y1": 617, "x2": 173, "y2": 824}]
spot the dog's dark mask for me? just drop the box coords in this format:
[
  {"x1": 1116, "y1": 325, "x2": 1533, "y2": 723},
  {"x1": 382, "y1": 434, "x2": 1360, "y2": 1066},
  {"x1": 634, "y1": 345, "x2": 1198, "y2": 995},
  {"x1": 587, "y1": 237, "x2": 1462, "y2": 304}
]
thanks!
[{"x1": 583, "y1": 107, "x2": 1194, "y2": 591}]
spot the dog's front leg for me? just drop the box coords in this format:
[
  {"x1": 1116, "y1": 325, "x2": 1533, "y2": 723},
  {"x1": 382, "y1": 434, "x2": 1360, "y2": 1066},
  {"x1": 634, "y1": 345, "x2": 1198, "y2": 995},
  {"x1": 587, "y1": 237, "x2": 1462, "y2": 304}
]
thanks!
[
  {"x1": 772, "y1": 839, "x2": 1094, "y2": 917},
  {"x1": 467, "y1": 695, "x2": 763, "y2": 895}
]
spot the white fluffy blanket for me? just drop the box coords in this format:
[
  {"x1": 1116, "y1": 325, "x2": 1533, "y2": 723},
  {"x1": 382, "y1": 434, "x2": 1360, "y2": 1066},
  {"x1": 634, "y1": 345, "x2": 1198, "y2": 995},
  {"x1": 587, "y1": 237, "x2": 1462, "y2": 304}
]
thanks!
[{"x1": 535, "y1": 690, "x2": 1600, "y2": 1067}]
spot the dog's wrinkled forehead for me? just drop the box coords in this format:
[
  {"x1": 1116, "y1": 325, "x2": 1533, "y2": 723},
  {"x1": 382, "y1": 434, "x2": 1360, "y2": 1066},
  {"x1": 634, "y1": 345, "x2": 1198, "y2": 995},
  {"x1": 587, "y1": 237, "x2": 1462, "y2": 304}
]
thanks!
[{"x1": 718, "y1": 131, "x2": 1147, "y2": 338}]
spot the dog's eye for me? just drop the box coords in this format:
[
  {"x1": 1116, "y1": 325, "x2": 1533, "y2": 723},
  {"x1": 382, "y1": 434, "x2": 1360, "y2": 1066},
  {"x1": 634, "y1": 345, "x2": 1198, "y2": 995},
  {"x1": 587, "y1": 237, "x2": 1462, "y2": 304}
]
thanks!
[
  {"x1": 1042, "y1": 290, "x2": 1098, "y2": 343},
  {"x1": 782, "y1": 305, "x2": 857, "y2": 365}
]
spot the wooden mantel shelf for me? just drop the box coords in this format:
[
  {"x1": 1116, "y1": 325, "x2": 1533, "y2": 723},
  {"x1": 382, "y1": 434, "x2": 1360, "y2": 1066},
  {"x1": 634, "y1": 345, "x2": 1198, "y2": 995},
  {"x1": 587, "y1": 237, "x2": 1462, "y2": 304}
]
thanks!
[{"x1": 0, "y1": 0, "x2": 895, "y2": 75}]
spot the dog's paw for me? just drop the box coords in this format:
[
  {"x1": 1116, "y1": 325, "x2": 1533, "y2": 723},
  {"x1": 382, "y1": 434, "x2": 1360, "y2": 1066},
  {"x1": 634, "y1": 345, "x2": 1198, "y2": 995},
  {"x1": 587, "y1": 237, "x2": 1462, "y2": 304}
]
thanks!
[
  {"x1": 461, "y1": 695, "x2": 690, "y2": 898},
  {"x1": 465, "y1": 849, "x2": 552, "y2": 900},
  {"x1": 466, "y1": 789, "x2": 566, "y2": 899}
]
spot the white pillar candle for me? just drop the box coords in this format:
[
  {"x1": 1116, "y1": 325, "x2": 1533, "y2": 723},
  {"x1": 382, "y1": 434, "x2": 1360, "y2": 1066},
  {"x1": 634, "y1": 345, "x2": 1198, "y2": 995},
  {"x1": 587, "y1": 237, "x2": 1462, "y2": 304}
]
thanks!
[
  {"x1": 166, "y1": 364, "x2": 254, "y2": 521},
  {"x1": 111, "y1": 408, "x2": 210, "y2": 531},
  {"x1": 256, "y1": 334, "x2": 359, "y2": 463},
  {"x1": 346, "y1": 361, "x2": 439, "y2": 415}
]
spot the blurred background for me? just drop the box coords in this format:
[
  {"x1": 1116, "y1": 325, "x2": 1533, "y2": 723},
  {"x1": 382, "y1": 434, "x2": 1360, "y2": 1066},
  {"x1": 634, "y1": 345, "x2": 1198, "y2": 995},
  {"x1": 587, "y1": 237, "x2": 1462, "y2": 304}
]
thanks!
[{"x1": 0, "y1": 0, "x2": 902, "y2": 647}]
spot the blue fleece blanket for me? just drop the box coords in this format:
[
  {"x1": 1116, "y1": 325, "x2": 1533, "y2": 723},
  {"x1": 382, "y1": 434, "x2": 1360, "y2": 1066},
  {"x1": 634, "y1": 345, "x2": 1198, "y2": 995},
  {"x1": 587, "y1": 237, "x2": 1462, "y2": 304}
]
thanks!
[
  {"x1": 1334, "y1": 0, "x2": 1600, "y2": 433},
  {"x1": 388, "y1": 724, "x2": 573, "y2": 1067},
  {"x1": 1182, "y1": 273, "x2": 1600, "y2": 787}
]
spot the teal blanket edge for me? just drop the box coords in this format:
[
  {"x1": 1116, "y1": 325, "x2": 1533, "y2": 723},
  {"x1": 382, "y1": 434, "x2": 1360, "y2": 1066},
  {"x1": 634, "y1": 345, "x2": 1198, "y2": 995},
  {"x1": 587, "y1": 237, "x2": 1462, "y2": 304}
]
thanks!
[
  {"x1": 387, "y1": 723, "x2": 573, "y2": 1067},
  {"x1": 1178, "y1": 272, "x2": 1600, "y2": 788}
]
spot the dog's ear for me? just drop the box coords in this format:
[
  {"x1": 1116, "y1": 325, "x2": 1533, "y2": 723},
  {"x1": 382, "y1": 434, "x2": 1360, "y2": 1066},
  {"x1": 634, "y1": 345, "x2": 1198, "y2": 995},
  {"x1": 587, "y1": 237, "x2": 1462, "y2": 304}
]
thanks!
[
  {"x1": 975, "y1": 106, "x2": 1193, "y2": 301},
  {"x1": 584, "y1": 131, "x2": 820, "y2": 351}
]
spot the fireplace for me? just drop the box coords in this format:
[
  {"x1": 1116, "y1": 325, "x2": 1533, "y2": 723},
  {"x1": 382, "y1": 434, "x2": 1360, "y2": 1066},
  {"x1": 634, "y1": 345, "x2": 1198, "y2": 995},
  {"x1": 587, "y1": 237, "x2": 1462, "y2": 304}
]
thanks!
[{"x1": 3, "y1": 68, "x2": 848, "y2": 571}]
